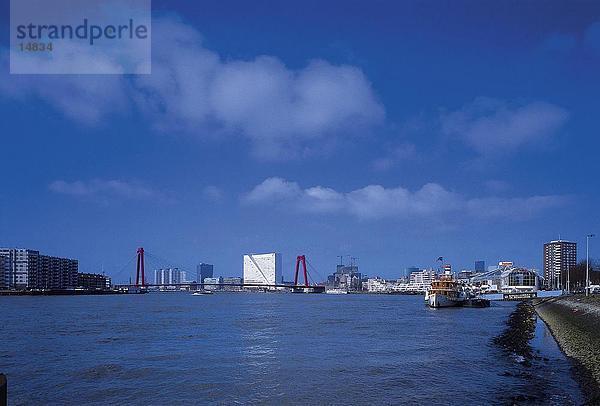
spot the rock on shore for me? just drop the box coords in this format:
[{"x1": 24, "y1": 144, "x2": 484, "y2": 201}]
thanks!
[
  {"x1": 535, "y1": 295, "x2": 600, "y2": 404},
  {"x1": 494, "y1": 302, "x2": 536, "y2": 364}
]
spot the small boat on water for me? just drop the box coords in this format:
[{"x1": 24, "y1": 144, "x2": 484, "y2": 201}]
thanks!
[{"x1": 192, "y1": 290, "x2": 213, "y2": 295}]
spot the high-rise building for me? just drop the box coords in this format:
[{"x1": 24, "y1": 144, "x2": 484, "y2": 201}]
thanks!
[
  {"x1": 0, "y1": 255, "x2": 9, "y2": 290},
  {"x1": 196, "y1": 263, "x2": 214, "y2": 287},
  {"x1": 328, "y1": 264, "x2": 362, "y2": 290},
  {"x1": 0, "y1": 248, "x2": 39, "y2": 289},
  {"x1": 474, "y1": 261, "x2": 485, "y2": 273},
  {"x1": 404, "y1": 267, "x2": 420, "y2": 278},
  {"x1": 36, "y1": 255, "x2": 79, "y2": 289},
  {"x1": 243, "y1": 253, "x2": 282, "y2": 286},
  {"x1": 543, "y1": 240, "x2": 577, "y2": 290},
  {"x1": 154, "y1": 268, "x2": 181, "y2": 285},
  {"x1": 0, "y1": 248, "x2": 78, "y2": 290}
]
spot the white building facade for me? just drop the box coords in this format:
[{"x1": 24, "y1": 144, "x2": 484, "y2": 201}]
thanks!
[
  {"x1": 243, "y1": 253, "x2": 282, "y2": 286},
  {"x1": 543, "y1": 240, "x2": 577, "y2": 290},
  {"x1": 154, "y1": 268, "x2": 182, "y2": 285},
  {"x1": 0, "y1": 255, "x2": 9, "y2": 290},
  {"x1": 203, "y1": 276, "x2": 222, "y2": 290},
  {"x1": 409, "y1": 269, "x2": 437, "y2": 292},
  {"x1": 0, "y1": 248, "x2": 78, "y2": 290}
]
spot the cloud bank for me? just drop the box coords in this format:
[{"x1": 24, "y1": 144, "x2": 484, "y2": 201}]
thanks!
[
  {"x1": 441, "y1": 97, "x2": 569, "y2": 155},
  {"x1": 49, "y1": 179, "x2": 159, "y2": 201},
  {"x1": 244, "y1": 177, "x2": 569, "y2": 221},
  {"x1": 1, "y1": 16, "x2": 384, "y2": 159}
]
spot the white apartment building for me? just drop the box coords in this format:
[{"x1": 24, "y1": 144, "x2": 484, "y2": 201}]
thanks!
[
  {"x1": 0, "y1": 255, "x2": 9, "y2": 290},
  {"x1": 203, "y1": 276, "x2": 222, "y2": 290},
  {"x1": 543, "y1": 240, "x2": 577, "y2": 290},
  {"x1": 366, "y1": 277, "x2": 389, "y2": 293},
  {"x1": 0, "y1": 248, "x2": 78, "y2": 290},
  {"x1": 154, "y1": 268, "x2": 182, "y2": 285},
  {"x1": 409, "y1": 269, "x2": 437, "y2": 292},
  {"x1": 0, "y1": 248, "x2": 38, "y2": 289}
]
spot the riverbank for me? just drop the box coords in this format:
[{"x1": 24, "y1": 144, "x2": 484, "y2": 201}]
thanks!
[
  {"x1": 534, "y1": 295, "x2": 600, "y2": 404},
  {"x1": 493, "y1": 301, "x2": 586, "y2": 404},
  {"x1": 0, "y1": 289, "x2": 135, "y2": 296}
]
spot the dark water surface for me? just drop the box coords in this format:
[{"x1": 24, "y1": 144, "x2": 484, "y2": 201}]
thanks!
[{"x1": 0, "y1": 293, "x2": 583, "y2": 405}]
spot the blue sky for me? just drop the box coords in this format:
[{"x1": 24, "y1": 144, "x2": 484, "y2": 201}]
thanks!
[{"x1": 1, "y1": 0, "x2": 599, "y2": 282}]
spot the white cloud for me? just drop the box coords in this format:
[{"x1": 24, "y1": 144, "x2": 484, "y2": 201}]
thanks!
[
  {"x1": 484, "y1": 180, "x2": 511, "y2": 193},
  {"x1": 371, "y1": 143, "x2": 417, "y2": 171},
  {"x1": 244, "y1": 177, "x2": 302, "y2": 203},
  {"x1": 244, "y1": 177, "x2": 569, "y2": 222},
  {"x1": 1, "y1": 16, "x2": 384, "y2": 159},
  {"x1": 202, "y1": 185, "x2": 224, "y2": 202},
  {"x1": 0, "y1": 52, "x2": 129, "y2": 125},
  {"x1": 440, "y1": 97, "x2": 569, "y2": 155},
  {"x1": 49, "y1": 179, "x2": 159, "y2": 201}
]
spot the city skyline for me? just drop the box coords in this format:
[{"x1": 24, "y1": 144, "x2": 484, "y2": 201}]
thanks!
[{"x1": 1, "y1": 1, "x2": 600, "y2": 280}]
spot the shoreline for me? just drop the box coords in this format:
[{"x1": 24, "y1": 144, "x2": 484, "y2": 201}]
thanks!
[
  {"x1": 494, "y1": 300, "x2": 586, "y2": 404},
  {"x1": 533, "y1": 296, "x2": 600, "y2": 404}
]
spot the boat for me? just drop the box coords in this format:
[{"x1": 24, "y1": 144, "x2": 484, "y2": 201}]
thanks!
[
  {"x1": 426, "y1": 273, "x2": 466, "y2": 308},
  {"x1": 325, "y1": 288, "x2": 348, "y2": 295},
  {"x1": 192, "y1": 290, "x2": 213, "y2": 295},
  {"x1": 463, "y1": 297, "x2": 491, "y2": 307}
]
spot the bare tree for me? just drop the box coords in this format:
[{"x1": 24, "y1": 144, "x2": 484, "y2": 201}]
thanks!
[{"x1": 561, "y1": 259, "x2": 600, "y2": 290}]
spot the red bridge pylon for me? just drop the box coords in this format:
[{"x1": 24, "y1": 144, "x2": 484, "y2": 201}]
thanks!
[
  {"x1": 294, "y1": 255, "x2": 309, "y2": 287},
  {"x1": 135, "y1": 247, "x2": 145, "y2": 287}
]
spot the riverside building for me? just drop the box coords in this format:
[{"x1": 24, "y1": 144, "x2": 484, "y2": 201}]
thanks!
[
  {"x1": 77, "y1": 273, "x2": 111, "y2": 290},
  {"x1": 203, "y1": 276, "x2": 222, "y2": 290},
  {"x1": 222, "y1": 276, "x2": 242, "y2": 291},
  {"x1": 327, "y1": 264, "x2": 362, "y2": 291},
  {"x1": 196, "y1": 263, "x2": 214, "y2": 287},
  {"x1": 154, "y1": 268, "x2": 182, "y2": 286},
  {"x1": 243, "y1": 253, "x2": 282, "y2": 287},
  {"x1": 543, "y1": 240, "x2": 577, "y2": 290},
  {"x1": 0, "y1": 255, "x2": 8, "y2": 289},
  {"x1": 409, "y1": 269, "x2": 437, "y2": 291},
  {"x1": 470, "y1": 262, "x2": 540, "y2": 294},
  {"x1": 0, "y1": 248, "x2": 78, "y2": 290}
]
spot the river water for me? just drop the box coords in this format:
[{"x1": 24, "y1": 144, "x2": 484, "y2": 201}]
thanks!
[{"x1": 0, "y1": 293, "x2": 583, "y2": 405}]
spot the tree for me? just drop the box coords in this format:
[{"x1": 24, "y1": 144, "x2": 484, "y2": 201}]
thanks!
[{"x1": 561, "y1": 259, "x2": 600, "y2": 290}]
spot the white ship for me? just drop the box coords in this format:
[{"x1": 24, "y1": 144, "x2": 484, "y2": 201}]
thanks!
[
  {"x1": 325, "y1": 288, "x2": 348, "y2": 295},
  {"x1": 426, "y1": 274, "x2": 465, "y2": 308}
]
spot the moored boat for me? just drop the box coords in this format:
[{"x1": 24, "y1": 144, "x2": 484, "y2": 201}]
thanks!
[
  {"x1": 326, "y1": 288, "x2": 348, "y2": 295},
  {"x1": 463, "y1": 297, "x2": 491, "y2": 307},
  {"x1": 427, "y1": 274, "x2": 465, "y2": 308}
]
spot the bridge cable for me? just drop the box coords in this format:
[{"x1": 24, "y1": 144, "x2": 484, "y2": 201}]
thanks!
[
  {"x1": 111, "y1": 254, "x2": 138, "y2": 284},
  {"x1": 306, "y1": 259, "x2": 326, "y2": 285}
]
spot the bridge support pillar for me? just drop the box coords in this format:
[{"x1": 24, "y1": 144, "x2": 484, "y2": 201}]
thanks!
[
  {"x1": 294, "y1": 255, "x2": 309, "y2": 287},
  {"x1": 135, "y1": 247, "x2": 145, "y2": 287}
]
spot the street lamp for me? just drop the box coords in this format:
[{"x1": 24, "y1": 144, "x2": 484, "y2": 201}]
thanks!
[{"x1": 587, "y1": 234, "x2": 595, "y2": 296}]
